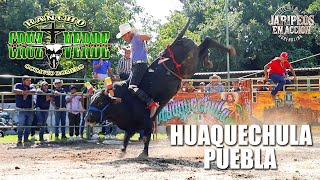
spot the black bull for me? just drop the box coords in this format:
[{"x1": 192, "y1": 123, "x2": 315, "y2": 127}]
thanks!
[{"x1": 85, "y1": 21, "x2": 236, "y2": 157}]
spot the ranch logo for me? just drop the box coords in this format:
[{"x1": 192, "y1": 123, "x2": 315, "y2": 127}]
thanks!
[
  {"x1": 269, "y1": 4, "x2": 315, "y2": 42},
  {"x1": 7, "y1": 14, "x2": 110, "y2": 76}
]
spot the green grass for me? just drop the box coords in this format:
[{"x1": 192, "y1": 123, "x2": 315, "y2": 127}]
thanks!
[
  {"x1": 0, "y1": 134, "x2": 17, "y2": 143},
  {"x1": 0, "y1": 133, "x2": 168, "y2": 143}
]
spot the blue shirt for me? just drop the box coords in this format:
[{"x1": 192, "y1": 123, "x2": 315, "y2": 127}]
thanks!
[
  {"x1": 130, "y1": 34, "x2": 147, "y2": 62},
  {"x1": 205, "y1": 83, "x2": 225, "y2": 93},
  {"x1": 14, "y1": 83, "x2": 35, "y2": 108},
  {"x1": 52, "y1": 88, "x2": 66, "y2": 108},
  {"x1": 35, "y1": 89, "x2": 51, "y2": 109},
  {"x1": 92, "y1": 60, "x2": 111, "y2": 74}
]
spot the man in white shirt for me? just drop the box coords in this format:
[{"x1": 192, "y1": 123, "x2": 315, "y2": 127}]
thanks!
[{"x1": 66, "y1": 85, "x2": 84, "y2": 141}]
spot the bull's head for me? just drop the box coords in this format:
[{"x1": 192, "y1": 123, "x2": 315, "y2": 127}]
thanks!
[
  {"x1": 84, "y1": 90, "x2": 119, "y2": 127},
  {"x1": 30, "y1": 44, "x2": 73, "y2": 69}
]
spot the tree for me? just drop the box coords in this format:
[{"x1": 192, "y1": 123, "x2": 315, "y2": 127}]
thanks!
[
  {"x1": 0, "y1": 0, "x2": 46, "y2": 76},
  {"x1": 49, "y1": 0, "x2": 143, "y2": 77},
  {"x1": 148, "y1": 11, "x2": 200, "y2": 62},
  {"x1": 179, "y1": 0, "x2": 320, "y2": 72}
]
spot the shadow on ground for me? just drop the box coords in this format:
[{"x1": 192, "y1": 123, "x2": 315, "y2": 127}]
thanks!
[{"x1": 95, "y1": 157, "x2": 217, "y2": 172}]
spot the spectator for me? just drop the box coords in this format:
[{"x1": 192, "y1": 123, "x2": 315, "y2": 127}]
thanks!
[
  {"x1": 104, "y1": 121, "x2": 118, "y2": 139},
  {"x1": 80, "y1": 87, "x2": 90, "y2": 139},
  {"x1": 198, "y1": 82, "x2": 206, "y2": 93},
  {"x1": 35, "y1": 81, "x2": 51, "y2": 142},
  {"x1": 51, "y1": 79, "x2": 67, "y2": 140},
  {"x1": 181, "y1": 81, "x2": 196, "y2": 93},
  {"x1": 265, "y1": 81, "x2": 273, "y2": 91},
  {"x1": 229, "y1": 80, "x2": 241, "y2": 92},
  {"x1": 13, "y1": 75, "x2": 36, "y2": 145},
  {"x1": 206, "y1": 74, "x2": 224, "y2": 93},
  {"x1": 66, "y1": 85, "x2": 84, "y2": 141},
  {"x1": 264, "y1": 52, "x2": 297, "y2": 99},
  {"x1": 93, "y1": 58, "x2": 115, "y2": 81},
  {"x1": 240, "y1": 79, "x2": 249, "y2": 92},
  {"x1": 30, "y1": 112, "x2": 37, "y2": 140},
  {"x1": 255, "y1": 80, "x2": 268, "y2": 91},
  {"x1": 117, "y1": 47, "x2": 132, "y2": 80}
]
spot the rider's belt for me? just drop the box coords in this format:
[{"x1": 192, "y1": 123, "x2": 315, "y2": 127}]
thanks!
[{"x1": 132, "y1": 60, "x2": 146, "y2": 65}]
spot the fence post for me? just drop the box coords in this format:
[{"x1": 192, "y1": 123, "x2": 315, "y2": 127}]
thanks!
[
  {"x1": 1, "y1": 94, "x2": 3, "y2": 110},
  {"x1": 307, "y1": 76, "x2": 310, "y2": 91},
  {"x1": 86, "y1": 125, "x2": 91, "y2": 140}
]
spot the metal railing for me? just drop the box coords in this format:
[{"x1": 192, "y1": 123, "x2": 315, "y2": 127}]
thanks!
[
  {"x1": 0, "y1": 75, "x2": 319, "y2": 141},
  {"x1": 178, "y1": 76, "x2": 320, "y2": 93},
  {"x1": 0, "y1": 75, "x2": 98, "y2": 140}
]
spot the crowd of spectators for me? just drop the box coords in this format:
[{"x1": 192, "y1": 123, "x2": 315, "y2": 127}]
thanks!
[
  {"x1": 12, "y1": 46, "x2": 145, "y2": 145},
  {"x1": 179, "y1": 74, "x2": 273, "y2": 93}
]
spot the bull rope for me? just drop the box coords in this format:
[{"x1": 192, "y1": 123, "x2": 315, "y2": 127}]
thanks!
[
  {"x1": 162, "y1": 62, "x2": 183, "y2": 80},
  {"x1": 239, "y1": 52, "x2": 320, "y2": 78}
]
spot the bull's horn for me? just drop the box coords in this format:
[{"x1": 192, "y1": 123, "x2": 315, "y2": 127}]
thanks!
[{"x1": 171, "y1": 18, "x2": 191, "y2": 46}]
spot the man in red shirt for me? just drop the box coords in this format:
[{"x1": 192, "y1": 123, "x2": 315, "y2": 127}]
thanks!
[{"x1": 264, "y1": 52, "x2": 297, "y2": 99}]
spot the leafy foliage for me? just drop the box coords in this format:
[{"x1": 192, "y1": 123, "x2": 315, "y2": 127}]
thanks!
[
  {"x1": 176, "y1": 0, "x2": 320, "y2": 72},
  {"x1": 0, "y1": 0, "x2": 319, "y2": 79}
]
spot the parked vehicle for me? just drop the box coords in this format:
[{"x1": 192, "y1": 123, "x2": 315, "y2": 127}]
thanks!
[{"x1": 0, "y1": 129, "x2": 4, "y2": 137}]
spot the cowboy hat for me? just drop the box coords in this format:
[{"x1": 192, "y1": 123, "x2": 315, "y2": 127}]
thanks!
[
  {"x1": 54, "y1": 79, "x2": 63, "y2": 84},
  {"x1": 40, "y1": 81, "x2": 48, "y2": 86},
  {"x1": 22, "y1": 75, "x2": 31, "y2": 81},
  {"x1": 116, "y1": 23, "x2": 132, "y2": 39}
]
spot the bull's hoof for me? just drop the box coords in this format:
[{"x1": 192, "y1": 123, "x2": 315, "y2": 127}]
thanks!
[
  {"x1": 138, "y1": 151, "x2": 148, "y2": 159},
  {"x1": 119, "y1": 148, "x2": 127, "y2": 158}
]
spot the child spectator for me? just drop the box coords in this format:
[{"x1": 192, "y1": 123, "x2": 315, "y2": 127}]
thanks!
[
  {"x1": 198, "y1": 82, "x2": 206, "y2": 93},
  {"x1": 66, "y1": 85, "x2": 84, "y2": 141},
  {"x1": 181, "y1": 81, "x2": 196, "y2": 93}
]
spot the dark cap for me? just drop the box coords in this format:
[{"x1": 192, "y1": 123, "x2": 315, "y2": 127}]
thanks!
[{"x1": 69, "y1": 85, "x2": 77, "y2": 91}]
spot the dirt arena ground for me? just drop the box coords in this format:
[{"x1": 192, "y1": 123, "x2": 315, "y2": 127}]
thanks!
[{"x1": 1, "y1": 136, "x2": 320, "y2": 180}]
